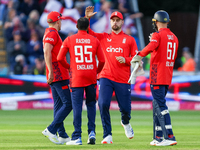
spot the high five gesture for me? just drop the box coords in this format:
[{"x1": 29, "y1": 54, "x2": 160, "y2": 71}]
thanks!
[{"x1": 85, "y1": 6, "x2": 97, "y2": 19}]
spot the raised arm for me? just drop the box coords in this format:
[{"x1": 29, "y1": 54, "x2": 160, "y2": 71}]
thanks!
[
  {"x1": 85, "y1": 6, "x2": 105, "y2": 40},
  {"x1": 96, "y1": 41, "x2": 105, "y2": 74},
  {"x1": 85, "y1": 6, "x2": 97, "y2": 20}
]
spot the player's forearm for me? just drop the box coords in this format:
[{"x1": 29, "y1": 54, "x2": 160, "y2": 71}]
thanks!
[
  {"x1": 139, "y1": 42, "x2": 157, "y2": 57},
  {"x1": 44, "y1": 43, "x2": 54, "y2": 73},
  {"x1": 97, "y1": 61, "x2": 105, "y2": 74},
  {"x1": 86, "y1": 16, "x2": 104, "y2": 40},
  {"x1": 59, "y1": 59, "x2": 70, "y2": 69},
  {"x1": 44, "y1": 51, "x2": 53, "y2": 73},
  {"x1": 57, "y1": 42, "x2": 69, "y2": 62},
  {"x1": 57, "y1": 49, "x2": 70, "y2": 69},
  {"x1": 124, "y1": 57, "x2": 132, "y2": 65},
  {"x1": 88, "y1": 26, "x2": 104, "y2": 41},
  {"x1": 88, "y1": 27, "x2": 97, "y2": 37}
]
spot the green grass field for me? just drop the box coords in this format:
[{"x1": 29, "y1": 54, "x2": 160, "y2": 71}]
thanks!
[{"x1": 0, "y1": 110, "x2": 200, "y2": 150}]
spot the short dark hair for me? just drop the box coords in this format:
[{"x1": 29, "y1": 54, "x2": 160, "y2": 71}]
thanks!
[{"x1": 77, "y1": 17, "x2": 89, "y2": 30}]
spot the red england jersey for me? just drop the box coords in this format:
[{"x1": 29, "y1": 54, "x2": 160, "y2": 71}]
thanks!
[
  {"x1": 43, "y1": 27, "x2": 69, "y2": 82},
  {"x1": 139, "y1": 28, "x2": 179, "y2": 85},
  {"x1": 88, "y1": 28, "x2": 138, "y2": 84},
  {"x1": 57, "y1": 30, "x2": 105, "y2": 87}
]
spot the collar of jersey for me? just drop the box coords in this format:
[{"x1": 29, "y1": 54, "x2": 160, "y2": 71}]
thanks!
[
  {"x1": 158, "y1": 28, "x2": 169, "y2": 32},
  {"x1": 48, "y1": 27, "x2": 57, "y2": 31},
  {"x1": 111, "y1": 30, "x2": 124, "y2": 35},
  {"x1": 49, "y1": 27, "x2": 57, "y2": 31},
  {"x1": 78, "y1": 30, "x2": 87, "y2": 34}
]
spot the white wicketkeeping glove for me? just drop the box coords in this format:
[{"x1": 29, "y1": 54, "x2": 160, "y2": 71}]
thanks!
[
  {"x1": 131, "y1": 54, "x2": 143, "y2": 63},
  {"x1": 128, "y1": 61, "x2": 145, "y2": 84}
]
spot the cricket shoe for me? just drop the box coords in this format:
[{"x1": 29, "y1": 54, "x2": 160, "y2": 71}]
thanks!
[
  {"x1": 156, "y1": 136, "x2": 177, "y2": 146},
  {"x1": 58, "y1": 136, "x2": 71, "y2": 144},
  {"x1": 87, "y1": 131, "x2": 96, "y2": 144},
  {"x1": 121, "y1": 121, "x2": 134, "y2": 139},
  {"x1": 66, "y1": 137, "x2": 82, "y2": 145},
  {"x1": 42, "y1": 128, "x2": 61, "y2": 144},
  {"x1": 150, "y1": 138, "x2": 163, "y2": 146},
  {"x1": 101, "y1": 135, "x2": 113, "y2": 144}
]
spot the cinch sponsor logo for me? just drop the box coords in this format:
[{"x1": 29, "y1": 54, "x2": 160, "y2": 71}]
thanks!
[
  {"x1": 45, "y1": 37, "x2": 54, "y2": 41},
  {"x1": 106, "y1": 46, "x2": 123, "y2": 53}
]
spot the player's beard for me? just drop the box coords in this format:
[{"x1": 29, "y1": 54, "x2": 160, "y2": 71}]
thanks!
[{"x1": 112, "y1": 24, "x2": 121, "y2": 31}]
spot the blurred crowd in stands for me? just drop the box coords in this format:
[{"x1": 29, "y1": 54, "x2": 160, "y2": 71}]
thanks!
[
  {"x1": 177, "y1": 47, "x2": 196, "y2": 72},
  {"x1": 0, "y1": 0, "x2": 143, "y2": 75}
]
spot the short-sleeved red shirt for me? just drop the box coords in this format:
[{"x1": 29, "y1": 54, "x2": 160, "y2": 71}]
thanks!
[
  {"x1": 43, "y1": 27, "x2": 69, "y2": 82},
  {"x1": 57, "y1": 30, "x2": 105, "y2": 87},
  {"x1": 139, "y1": 28, "x2": 179, "y2": 85},
  {"x1": 88, "y1": 28, "x2": 138, "y2": 84}
]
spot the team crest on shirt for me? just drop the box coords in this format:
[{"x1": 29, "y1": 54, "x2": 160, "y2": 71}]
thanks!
[
  {"x1": 107, "y1": 38, "x2": 112, "y2": 42},
  {"x1": 122, "y1": 38, "x2": 126, "y2": 43}
]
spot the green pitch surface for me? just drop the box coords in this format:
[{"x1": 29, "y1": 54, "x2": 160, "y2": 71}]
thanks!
[{"x1": 0, "y1": 110, "x2": 200, "y2": 150}]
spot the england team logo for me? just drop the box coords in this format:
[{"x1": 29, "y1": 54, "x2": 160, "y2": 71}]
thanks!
[{"x1": 122, "y1": 38, "x2": 126, "y2": 43}]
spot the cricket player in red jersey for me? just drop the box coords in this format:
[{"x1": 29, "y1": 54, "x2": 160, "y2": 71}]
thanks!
[
  {"x1": 42, "y1": 11, "x2": 72, "y2": 145},
  {"x1": 85, "y1": 6, "x2": 137, "y2": 144},
  {"x1": 57, "y1": 17, "x2": 105, "y2": 145},
  {"x1": 131, "y1": 10, "x2": 178, "y2": 146}
]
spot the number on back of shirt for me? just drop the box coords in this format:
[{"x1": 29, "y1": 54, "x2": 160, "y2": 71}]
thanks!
[
  {"x1": 74, "y1": 45, "x2": 93, "y2": 63},
  {"x1": 167, "y1": 42, "x2": 176, "y2": 60}
]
